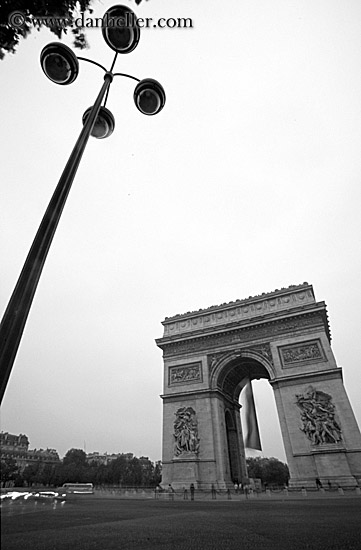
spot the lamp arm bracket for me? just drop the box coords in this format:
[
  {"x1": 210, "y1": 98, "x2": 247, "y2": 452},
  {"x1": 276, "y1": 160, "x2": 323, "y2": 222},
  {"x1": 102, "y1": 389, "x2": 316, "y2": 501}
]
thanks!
[
  {"x1": 77, "y1": 57, "x2": 108, "y2": 73},
  {"x1": 113, "y1": 72, "x2": 141, "y2": 83}
]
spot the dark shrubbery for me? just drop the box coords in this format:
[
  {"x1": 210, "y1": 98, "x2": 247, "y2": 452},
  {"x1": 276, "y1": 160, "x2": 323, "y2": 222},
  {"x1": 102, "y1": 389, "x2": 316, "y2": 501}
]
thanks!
[
  {"x1": 1, "y1": 449, "x2": 162, "y2": 488},
  {"x1": 246, "y1": 456, "x2": 290, "y2": 487}
]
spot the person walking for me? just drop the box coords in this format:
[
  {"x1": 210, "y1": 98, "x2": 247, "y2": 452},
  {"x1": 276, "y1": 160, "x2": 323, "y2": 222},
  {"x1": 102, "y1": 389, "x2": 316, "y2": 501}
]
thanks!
[
  {"x1": 315, "y1": 478, "x2": 323, "y2": 490},
  {"x1": 168, "y1": 484, "x2": 175, "y2": 501}
]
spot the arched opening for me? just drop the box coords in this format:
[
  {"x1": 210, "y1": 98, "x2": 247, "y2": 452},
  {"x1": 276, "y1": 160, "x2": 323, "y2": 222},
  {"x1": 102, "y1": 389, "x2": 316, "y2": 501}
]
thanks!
[
  {"x1": 215, "y1": 355, "x2": 270, "y2": 402},
  {"x1": 213, "y1": 354, "x2": 285, "y2": 481},
  {"x1": 241, "y1": 379, "x2": 286, "y2": 462}
]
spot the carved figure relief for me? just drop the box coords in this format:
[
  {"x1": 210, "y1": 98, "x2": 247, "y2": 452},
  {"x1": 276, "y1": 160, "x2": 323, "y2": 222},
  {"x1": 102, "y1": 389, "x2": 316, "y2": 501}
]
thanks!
[
  {"x1": 173, "y1": 407, "x2": 200, "y2": 456},
  {"x1": 208, "y1": 352, "x2": 226, "y2": 375},
  {"x1": 248, "y1": 343, "x2": 273, "y2": 364},
  {"x1": 296, "y1": 386, "x2": 342, "y2": 445},
  {"x1": 169, "y1": 363, "x2": 202, "y2": 385},
  {"x1": 281, "y1": 341, "x2": 324, "y2": 366}
]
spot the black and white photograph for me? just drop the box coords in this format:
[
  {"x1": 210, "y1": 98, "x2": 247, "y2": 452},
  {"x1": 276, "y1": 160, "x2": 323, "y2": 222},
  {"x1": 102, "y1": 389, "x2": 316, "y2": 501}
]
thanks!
[{"x1": 1, "y1": 1, "x2": 361, "y2": 548}]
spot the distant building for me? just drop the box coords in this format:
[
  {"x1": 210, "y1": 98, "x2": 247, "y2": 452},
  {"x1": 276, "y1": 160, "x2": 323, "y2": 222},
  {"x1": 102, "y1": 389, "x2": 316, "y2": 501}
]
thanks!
[
  {"x1": 86, "y1": 452, "x2": 134, "y2": 465},
  {"x1": 0, "y1": 432, "x2": 60, "y2": 472}
]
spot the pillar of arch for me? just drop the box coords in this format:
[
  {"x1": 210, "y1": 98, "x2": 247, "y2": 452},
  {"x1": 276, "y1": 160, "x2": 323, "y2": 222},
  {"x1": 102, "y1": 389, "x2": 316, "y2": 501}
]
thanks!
[{"x1": 156, "y1": 283, "x2": 361, "y2": 489}]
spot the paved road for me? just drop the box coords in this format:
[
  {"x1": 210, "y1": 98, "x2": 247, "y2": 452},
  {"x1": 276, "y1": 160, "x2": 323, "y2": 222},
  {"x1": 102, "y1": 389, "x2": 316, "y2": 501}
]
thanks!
[{"x1": 1, "y1": 495, "x2": 361, "y2": 549}]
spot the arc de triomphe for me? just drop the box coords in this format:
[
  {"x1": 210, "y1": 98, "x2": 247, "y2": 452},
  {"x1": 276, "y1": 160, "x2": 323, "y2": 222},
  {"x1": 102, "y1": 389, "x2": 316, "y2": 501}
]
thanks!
[{"x1": 156, "y1": 283, "x2": 361, "y2": 489}]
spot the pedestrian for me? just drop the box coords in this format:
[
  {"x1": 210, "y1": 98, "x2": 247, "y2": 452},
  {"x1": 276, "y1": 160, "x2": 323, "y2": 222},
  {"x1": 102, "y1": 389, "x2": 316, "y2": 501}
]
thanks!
[
  {"x1": 315, "y1": 478, "x2": 323, "y2": 490},
  {"x1": 190, "y1": 483, "x2": 195, "y2": 501},
  {"x1": 168, "y1": 484, "x2": 174, "y2": 501},
  {"x1": 211, "y1": 484, "x2": 216, "y2": 500}
]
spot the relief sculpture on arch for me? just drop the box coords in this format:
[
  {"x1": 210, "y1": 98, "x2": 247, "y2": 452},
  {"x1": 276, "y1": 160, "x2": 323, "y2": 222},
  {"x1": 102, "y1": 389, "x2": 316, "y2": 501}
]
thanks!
[
  {"x1": 173, "y1": 406, "x2": 200, "y2": 457},
  {"x1": 296, "y1": 386, "x2": 342, "y2": 446}
]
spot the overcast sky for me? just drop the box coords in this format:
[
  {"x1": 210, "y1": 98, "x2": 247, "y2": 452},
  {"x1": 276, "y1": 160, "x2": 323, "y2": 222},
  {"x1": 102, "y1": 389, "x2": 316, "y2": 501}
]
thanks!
[{"x1": 1, "y1": 0, "x2": 361, "y2": 464}]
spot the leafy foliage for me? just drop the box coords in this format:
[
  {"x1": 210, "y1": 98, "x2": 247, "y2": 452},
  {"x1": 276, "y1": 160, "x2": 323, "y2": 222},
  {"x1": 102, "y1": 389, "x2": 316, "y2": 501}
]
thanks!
[
  {"x1": 246, "y1": 457, "x2": 290, "y2": 487},
  {"x1": 0, "y1": 457, "x2": 19, "y2": 483},
  {"x1": 0, "y1": 1, "x2": 92, "y2": 59},
  {"x1": 22, "y1": 462, "x2": 42, "y2": 486},
  {"x1": 1, "y1": 448, "x2": 161, "y2": 488},
  {"x1": 63, "y1": 448, "x2": 87, "y2": 466},
  {"x1": 0, "y1": 0, "x2": 149, "y2": 60}
]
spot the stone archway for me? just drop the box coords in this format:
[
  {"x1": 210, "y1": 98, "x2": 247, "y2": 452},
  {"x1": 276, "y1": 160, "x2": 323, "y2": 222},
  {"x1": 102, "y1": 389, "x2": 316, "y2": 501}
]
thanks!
[
  {"x1": 156, "y1": 283, "x2": 361, "y2": 489},
  {"x1": 213, "y1": 353, "x2": 271, "y2": 485},
  {"x1": 210, "y1": 351, "x2": 272, "y2": 398}
]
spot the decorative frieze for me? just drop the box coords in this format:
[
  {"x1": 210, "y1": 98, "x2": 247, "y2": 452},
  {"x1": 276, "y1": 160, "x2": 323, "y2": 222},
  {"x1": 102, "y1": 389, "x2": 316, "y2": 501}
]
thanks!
[
  {"x1": 279, "y1": 340, "x2": 325, "y2": 368},
  {"x1": 169, "y1": 363, "x2": 202, "y2": 386},
  {"x1": 162, "y1": 315, "x2": 323, "y2": 358},
  {"x1": 162, "y1": 284, "x2": 315, "y2": 337},
  {"x1": 296, "y1": 386, "x2": 342, "y2": 445}
]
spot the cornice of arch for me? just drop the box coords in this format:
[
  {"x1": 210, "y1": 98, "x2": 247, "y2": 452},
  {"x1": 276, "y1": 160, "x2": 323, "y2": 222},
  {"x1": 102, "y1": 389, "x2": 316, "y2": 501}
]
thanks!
[{"x1": 156, "y1": 309, "x2": 330, "y2": 359}]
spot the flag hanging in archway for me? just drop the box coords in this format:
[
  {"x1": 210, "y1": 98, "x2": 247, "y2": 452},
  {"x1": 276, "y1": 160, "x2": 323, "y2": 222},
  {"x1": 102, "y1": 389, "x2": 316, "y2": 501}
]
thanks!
[{"x1": 242, "y1": 379, "x2": 262, "y2": 451}]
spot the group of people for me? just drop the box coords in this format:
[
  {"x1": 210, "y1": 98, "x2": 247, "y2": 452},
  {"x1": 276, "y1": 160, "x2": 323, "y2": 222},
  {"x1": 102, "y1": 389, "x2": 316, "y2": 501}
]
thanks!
[
  {"x1": 159, "y1": 482, "x2": 255, "y2": 500},
  {"x1": 155, "y1": 483, "x2": 196, "y2": 501}
]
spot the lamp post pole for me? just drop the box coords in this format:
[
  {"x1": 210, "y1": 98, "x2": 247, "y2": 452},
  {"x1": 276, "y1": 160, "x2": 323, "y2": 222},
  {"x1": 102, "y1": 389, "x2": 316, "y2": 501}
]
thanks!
[
  {"x1": 0, "y1": 73, "x2": 112, "y2": 404},
  {"x1": 0, "y1": 4, "x2": 166, "y2": 404}
]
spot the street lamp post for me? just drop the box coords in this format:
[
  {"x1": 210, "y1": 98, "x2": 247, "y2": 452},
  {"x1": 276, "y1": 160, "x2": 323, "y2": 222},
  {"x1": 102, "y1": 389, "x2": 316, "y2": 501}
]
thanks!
[{"x1": 0, "y1": 5, "x2": 165, "y2": 404}]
